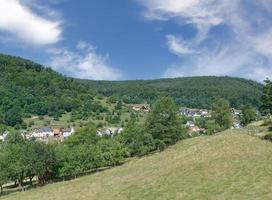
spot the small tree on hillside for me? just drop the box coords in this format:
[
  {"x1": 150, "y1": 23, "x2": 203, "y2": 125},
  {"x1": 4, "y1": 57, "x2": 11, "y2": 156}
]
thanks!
[
  {"x1": 119, "y1": 119, "x2": 155, "y2": 156},
  {"x1": 4, "y1": 133, "x2": 26, "y2": 191},
  {"x1": 115, "y1": 100, "x2": 122, "y2": 110},
  {"x1": 241, "y1": 105, "x2": 257, "y2": 126},
  {"x1": 145, "y1": 97, "x2": 187, "y2": 149},
  {"x1": 211, "y1": 98, "x2": 233, "y2": 130},
  {"x1": 261, "y1": 79, "x2": 272, "y2": 115},
  {"x1": 0, "y1": 152, "x2": 8, "y2": 195}
]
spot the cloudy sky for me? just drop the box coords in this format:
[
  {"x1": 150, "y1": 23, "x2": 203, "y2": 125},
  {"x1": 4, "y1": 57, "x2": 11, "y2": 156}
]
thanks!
[{"x1": 0, "y1": 0, "x2": 271, "y2": 81}]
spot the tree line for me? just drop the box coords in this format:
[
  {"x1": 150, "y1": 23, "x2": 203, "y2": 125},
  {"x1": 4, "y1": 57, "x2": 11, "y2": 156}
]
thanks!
[{"x1": 85, "y1": 76, "x2": 263, "y2": 109}]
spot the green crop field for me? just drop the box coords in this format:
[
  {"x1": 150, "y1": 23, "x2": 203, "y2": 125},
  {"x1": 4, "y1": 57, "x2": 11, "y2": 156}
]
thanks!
[{"x1": 2, "y1": 126, "x2": 272, "y2": 200}]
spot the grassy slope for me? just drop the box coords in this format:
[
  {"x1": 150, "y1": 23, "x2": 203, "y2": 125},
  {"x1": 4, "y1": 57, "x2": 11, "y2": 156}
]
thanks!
[{"x1": 3, "y1": 130, "x2": 272, "y2": 200}]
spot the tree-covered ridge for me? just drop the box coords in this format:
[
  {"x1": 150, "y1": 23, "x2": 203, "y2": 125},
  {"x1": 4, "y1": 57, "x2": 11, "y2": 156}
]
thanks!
[
  {"x1": 0, "y1": 54, "x2": 99, "y2": 127},
  {"x1": 85, "y1": 76, "x2": 263, "y2": 109}
]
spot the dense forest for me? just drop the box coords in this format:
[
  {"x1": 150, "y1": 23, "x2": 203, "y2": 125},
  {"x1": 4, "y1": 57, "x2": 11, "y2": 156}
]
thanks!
[
  {"x1": 0, "y1": 54, "x2": 104, "y2": 128},
  {"x1": 85, "y1": 77, "x2": 263, "y2": 109}
]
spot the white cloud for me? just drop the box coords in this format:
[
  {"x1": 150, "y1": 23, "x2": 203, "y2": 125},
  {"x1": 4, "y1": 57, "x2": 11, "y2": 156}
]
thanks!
[
  {"x1": 0, "y1": 0, "x2": 62, "y2": 45},
  {"x1": 164, "y1": 44, "x2": 252, "y2": 78},
  {"x1": 138, "y1": 0, "x2": 236, "y2": 42},
  {"x1": 48, "y1": 42, "x2": 122, "y2": 80},
  {"x1": 137, "y1": 0, "x2": 272, "y2": 81},
  {"x1": 166, "y1": 35, "x2": 193, "y2": 55},
  {"x1": 251, "y1": 29, "x2": 272, "y2": 57}
]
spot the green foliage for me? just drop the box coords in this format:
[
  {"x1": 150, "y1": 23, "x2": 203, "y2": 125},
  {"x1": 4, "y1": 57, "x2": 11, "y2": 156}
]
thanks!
[
  {"x1": 64, "y1": 123, "x2": 99, "y2": 146},
  {"x1": 115, "y1": 100, "x2": 122, "y2": 110},
  {"x1": 0, "y1": 54, "x2": 101, "y2": 127},
  {"x1": 4, "y1": 106, "x2": 23, "y2": 127},
  {"x1": 55, "y1": 123, "x2": 125, "y2": 177},
  {"x1": 211, "y1": 98, "x2": 233, "y2": 130},
  {"x1": 264, "y1": 133, "x2": 272, "y2": 141},
  {"x1": 119, "y1": 97, "x2": 188, "y2": 157},
  {"x1": 241, "y1": 105, "x2": 257, "y2": 126},
  {"x1": 261, "y1": 79, "x2": 272, "y2": 115},
  {"x1": 145, "y1": 97, "x2": 188, "y2": 147},
  {"x1": 85, "y1": 76, "x2": 263, "y2": 109},
  {"x1": 0, "y1": 132, "x2": 57, "y2": 191},
  {"x1": 107, "y1": 95, "x2": 118, "y2": 104},
  {"x1": 0, "y1": 151, "x2": 9, "y2": 195},
  {"x1": 23, "y1": 141, "x2": 56, "y2": 185},
  {"x1": 119, "y1": 119, "x2": 155, "y2": 156}
]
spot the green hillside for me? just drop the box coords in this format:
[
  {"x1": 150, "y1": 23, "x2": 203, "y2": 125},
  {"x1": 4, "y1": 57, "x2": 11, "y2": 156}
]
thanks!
[
  {"x1": 3, "y1": 129, "x2": 272, "y2": 200},
  {"x1": 85, "y1": 77, "x2": 263, "y2": 109},
  {"x1": 0, "y1": 54, "x2": 108, "y2": 129},
  {"x1": 0, "y1": 54, "x2": 263, "y2": 129}
]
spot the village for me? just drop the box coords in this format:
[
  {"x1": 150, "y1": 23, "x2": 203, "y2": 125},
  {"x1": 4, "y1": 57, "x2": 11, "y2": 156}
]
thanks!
[
  {"x1": 0, "y1": 127, "x2": 75, "y2": 143},
  {"x1": 179, "y1": 107, "x2": 243, "y2": 134},
  {"x1": 0, "y1": 104, "x2": 243, "y2": 142}
]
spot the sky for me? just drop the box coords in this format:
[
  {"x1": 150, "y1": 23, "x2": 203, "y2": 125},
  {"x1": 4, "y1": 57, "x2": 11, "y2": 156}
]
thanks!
[{"x1": 0, "y1": 0, "x2": 271, "y2": 81}]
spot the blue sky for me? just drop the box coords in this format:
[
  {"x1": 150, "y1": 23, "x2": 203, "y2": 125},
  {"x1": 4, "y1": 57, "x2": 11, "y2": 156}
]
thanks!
[{"x1": 0, "y1": 0, "x2": 271, "y2": 81}]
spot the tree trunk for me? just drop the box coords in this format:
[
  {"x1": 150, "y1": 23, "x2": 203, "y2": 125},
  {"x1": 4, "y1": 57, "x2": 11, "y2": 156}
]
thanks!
[
  {"x1": 29, "y1": 176, "x2": 33, "y2": 187},
  {"x1": 0, "y1": 185, "x2": 3, "y2": 195},
  {"x1": 14, "y1": 180, "x2": 17, "y2": 187},
  {"x1": 18, "y1": 180, "x2": 23, "y2": 192},
  {"x1": 19, "y1": 174, "x2": 24, "y2": 192}
]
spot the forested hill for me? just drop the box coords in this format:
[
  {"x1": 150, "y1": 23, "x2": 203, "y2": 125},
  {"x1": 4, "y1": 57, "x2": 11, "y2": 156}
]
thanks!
[
  {"x1": 85, "y1": 77, "x2": 263, "y2": 109},
  {"x1": 0, "y1": 54, "x2": 98, "y2": 127},
  {"x1": 0, "y1": 53, "x2": 263, "y2": 127}
]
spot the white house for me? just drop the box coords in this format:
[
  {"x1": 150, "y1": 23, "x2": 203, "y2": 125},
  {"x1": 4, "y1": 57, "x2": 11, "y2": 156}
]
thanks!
[
  {"x1": 232, "y1": 109, "x2": 242, "y2": 116},
  {"x1": 0, "y1": 131, "x2": 9, "y2": 141},
  {"x1": 61, "y1": 128, "x2": 75, "y2": 138},
  {"x1": 30, "y1": 127, "x2": 54, "y2": 138},
  {"x1": 180, "y1": 108, "x2": 210, "y2": 118}
]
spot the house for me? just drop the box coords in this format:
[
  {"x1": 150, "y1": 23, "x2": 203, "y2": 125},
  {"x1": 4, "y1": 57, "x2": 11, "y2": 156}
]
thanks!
[
  {"x1": 53, "y1": 128, "x2": 62, "y2": 137},
  {"x1": 185, "y1": 121, "x2": 206, "y2": 134},
  {"x1": 200, "y1": 109, "x2": 209, "y2": 117},
  {"x1": 132, "y1": 104, "x2": 150, "y2": 112},
  {"x1": 61, "y1": 128, "x2": 75, "y2": 138},
  {"x1": 180, "y1": 108, "x2": 210, "y2": 118},
  {"x1": 97, "y1": 127, "x2": 123, "y2": 137},
  {"x1": 1, "y1": 131, "x2": 9, "y2": 141},
  {"x1": 186, "y1": 121, "x2": 195, "y2": 128},
  {"x1": 232, "y1": 109, "x2": 242, "y2": 116},
  {"x1": 30, "y1": 127, "x2": 54, "y2": 138}
]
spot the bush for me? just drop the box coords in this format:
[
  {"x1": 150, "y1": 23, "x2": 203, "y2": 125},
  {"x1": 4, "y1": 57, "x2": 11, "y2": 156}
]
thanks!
[
  {"x1": 262, "y1": 118, "x2": 272, "y2": 126},
  {"x1": 264, "y1": 133, "x2": 272, "y2": 141}
]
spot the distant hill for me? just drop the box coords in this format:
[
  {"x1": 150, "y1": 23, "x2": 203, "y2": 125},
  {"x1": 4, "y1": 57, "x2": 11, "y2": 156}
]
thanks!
[
  {"x1": 84, "y1": 76, "x2": 263, "y2": 109},
  {"x1": 0, "y1": 54, "x2": 100, "y2": 127},
  {"x1": 3, "y1": 130, "x2": 272, "y2": 200}
]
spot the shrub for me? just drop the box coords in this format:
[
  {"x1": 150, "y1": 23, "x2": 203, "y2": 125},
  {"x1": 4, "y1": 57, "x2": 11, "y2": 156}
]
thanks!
[{"x1": 264, "y1": 133, "x2": 272, "y2": 141}]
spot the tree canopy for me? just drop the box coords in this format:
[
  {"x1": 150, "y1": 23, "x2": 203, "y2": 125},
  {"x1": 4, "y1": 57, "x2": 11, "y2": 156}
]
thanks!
[
  {"x1": 85, "y1": 76, "x2": 263, "y2": 109},
  {"x1": 211, "y1": 98, "x2": 233, "y2": 130},
  {"x1": 261, "y1": 79, "x2": 272, "y2": 115},
  {"x1": 0, "y1": 54, "x2": 104, "y2": 127}
]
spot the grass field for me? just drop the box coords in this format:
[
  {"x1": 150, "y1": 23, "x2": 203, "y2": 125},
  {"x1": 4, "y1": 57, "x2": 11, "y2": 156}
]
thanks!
[{"x1": 2, "y1": 127, "x2": 272, "y2": 200}]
